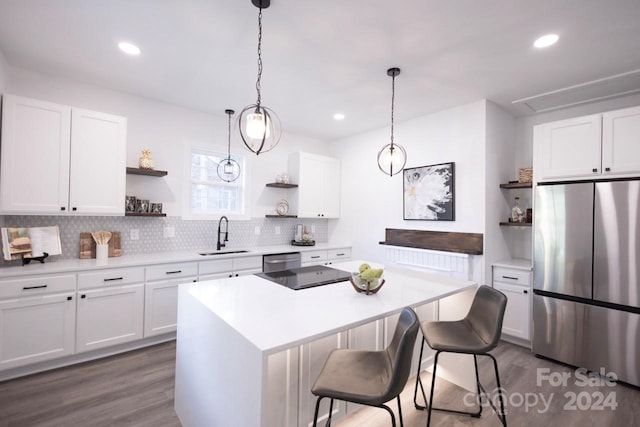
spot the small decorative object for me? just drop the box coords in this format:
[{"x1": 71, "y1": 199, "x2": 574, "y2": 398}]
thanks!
[
  {"x1": 151, "y1": 203, "x2": 163, "y2": 214},
  {"x1": 125, "y1": 196, "x2": 137, "y2": 212},
  {"x1": 276, "y1": 199, "x2": 289, "y2": 216},
  {"x1": 138, "y1": 149, "x2": 154, "y2": 169},
  {"x1": 403, "y1": 162, "x2": 455, "y2": 221},
  {"x1": 377, "y1": 67, "x2": 407, "y2": 176},
  {"x1": 511, "y1": 197, "x2": 525, "y2": 223},
  {"x1": 136, "y1": 199, "x2": 149, "y2": 213},
  {"x1": 275, "y1": 174, "x2": 284, "y2": 183},
  {"x1": 350, "y1": 263, "x2": 385, "y2": 295},
  {"x1": 280, "y1": 172, "x2": 290, "y2": 184},
  {"x1": 518, "y1": 166, "x2": 533, "y2": 183}
]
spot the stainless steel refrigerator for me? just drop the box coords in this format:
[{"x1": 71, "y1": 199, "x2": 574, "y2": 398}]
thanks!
[{"x1": 533, "y1": 179, "x2": 640, "y2": 386}]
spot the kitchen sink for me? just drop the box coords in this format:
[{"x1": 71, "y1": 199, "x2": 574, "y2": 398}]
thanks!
[{"x1": 198, "y1": 250, "x2": 250, "y2": 256}]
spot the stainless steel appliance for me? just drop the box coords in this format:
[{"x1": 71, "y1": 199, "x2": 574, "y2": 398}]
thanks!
[
  {"x1": 533, "y1": 179, "x2": 640, "y2": 386},
  {"x1": 256, "y1": 265, "x2": 351, "y2": 290},
  {"x1": 262, "y1": 252, "x2": 301, "y2": 273}
]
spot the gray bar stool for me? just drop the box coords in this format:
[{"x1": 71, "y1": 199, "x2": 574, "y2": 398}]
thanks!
[
  {"x1": 413, "y1": 285, "x2": 508, "y2": 426},
  {"x1": 311, "y1": 307, "x2": 419, "y2": 427}
]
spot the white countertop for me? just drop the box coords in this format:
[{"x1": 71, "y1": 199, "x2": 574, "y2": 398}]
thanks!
[
  {"x1": 182, "y1": 260, "x2": 477, "y2": 354},
  {"x1": 0, "y1": 242, "x2": 352, "y2": 278}
]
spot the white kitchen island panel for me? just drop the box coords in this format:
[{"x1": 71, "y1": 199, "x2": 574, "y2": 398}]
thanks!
[{"x1": 174, "y1": 260, "x2": 476, "y2": 427}]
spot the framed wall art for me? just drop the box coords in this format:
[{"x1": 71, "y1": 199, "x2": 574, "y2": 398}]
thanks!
[{"x1": 403, "y1": 162, "x2": 455, "y2": 221}]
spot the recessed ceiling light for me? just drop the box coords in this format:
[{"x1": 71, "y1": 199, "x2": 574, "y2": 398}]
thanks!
[
  {"x1": 534, "y1": 34, "x2": 559, "y2": 49},
  {"x1": 333, "y1": 113, "x2": 345, "y2": 120},
  {"x1": 118, "y1": 42, "x2": 141, "y2": 55}
]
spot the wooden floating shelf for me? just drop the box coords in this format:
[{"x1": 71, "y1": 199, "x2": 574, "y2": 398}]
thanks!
[
  {"x1": 126, "y1": 167, "x2": 168, "y2": 177},
  {"x1": 265, "y1": 214, "x2": 298, "y2": 218},
  {"x1": 125, "y1": 212, "x2": 167, "y2": 217},
  {"x1": 265, "y1": 183, "x2": 298, "y2": 188},
  {"x1": 499, "y1": 222, "x2": 532, "y2": 227},
  {"x1": 499, "y1": 182, "x2": 532, "y2": 189}
]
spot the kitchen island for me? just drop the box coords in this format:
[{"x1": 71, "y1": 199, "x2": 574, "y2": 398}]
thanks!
[{"x1": 174, "y1": 260, "x2": 476, "y2": 427}]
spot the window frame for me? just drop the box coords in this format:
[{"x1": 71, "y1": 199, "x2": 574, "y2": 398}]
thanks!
[{"x1": 182, "y1": 143, "x2": 252, "y2": 221}]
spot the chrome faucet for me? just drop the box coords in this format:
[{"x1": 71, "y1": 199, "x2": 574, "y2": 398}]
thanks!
[{"x1": 217, "y1": 216, "x2": 229, "y2": 251}]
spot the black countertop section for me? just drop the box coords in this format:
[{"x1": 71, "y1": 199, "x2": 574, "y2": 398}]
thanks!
[{"x1": 255, "y1": 265, "x2": 351, "y2": 290}]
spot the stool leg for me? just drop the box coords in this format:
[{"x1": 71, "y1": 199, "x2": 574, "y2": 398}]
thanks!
[
  {"x1": 326, "y1": 398, "x2": 334, "y2": 427},
  {"x1": 312, "y1": 396, "x2": 323, "y2": 427},
  {"x1": 426, "y1": 350, "x2": 440, "y2": 427},
  {"x1": 489, "y1": 354, "x2": 507, "y2": 426},
  {"x1": 413, "y1": 336, "x2": 428, "y2": 410},
  {"x1": 396, "y1": 395, "x2": 403, "y2": 427},
  {"x1": 472, "y1": 354, "x2": 483, "y2": 417}
]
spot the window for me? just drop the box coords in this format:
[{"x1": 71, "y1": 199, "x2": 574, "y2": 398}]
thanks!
[{"x1": 188, "y1": 147, "x2": 247, "y2": 217}]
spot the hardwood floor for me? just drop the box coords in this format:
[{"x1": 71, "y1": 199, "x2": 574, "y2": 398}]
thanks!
[{"x1": 0, "y1": 340, "x2": 638, "y2": 426}]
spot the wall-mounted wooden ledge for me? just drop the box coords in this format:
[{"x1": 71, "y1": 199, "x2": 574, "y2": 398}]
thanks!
[{"x1": 379, "y1": 228, "x2": 483, "y2": 255}]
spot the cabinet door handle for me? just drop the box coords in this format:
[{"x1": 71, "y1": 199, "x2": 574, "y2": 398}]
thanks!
[
  {"x1": 60, "y1": 206, "x2": 66, "y2": 211},
  {"x1": 72, "y1": 207, "x2": 77, "y2": 211},
  {"x1": 605, "y1": 167, "x2": 611, "y2": 172},
  {"x1": 592, "y1": 168, "x2": 598, "y2": 173},
  {"x1": 81, "y1": 294, "x2": 86, "y2": 299},
  {"x1": 336, "y1": 253, "x2": 345, "y2": 256},
  {"x1": 502, "y1": 276, "x2": 518, "y2": 280},
  {"x1": 523, "y1": 290, "x2": 528, "y2": 294},
  {"x1": 166, "y1": 270, "x2": 182, "y2": 275},
  {"x1": 103, "y1": 277, "x2": 124, "y2": 282},
  {"x1": 67, "y1": 296, "x2": 73, "y2": 301},
  {"x1": 311, "y1": 256, "x2": 320, "y2": 259},
  {"x1": 23, "y1": 285, "x2": 47, "y2": 290}
]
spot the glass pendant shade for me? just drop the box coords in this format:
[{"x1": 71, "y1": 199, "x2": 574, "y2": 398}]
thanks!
[
  {"x1": 217, "y1": 109, "x2": 241, "y2": 183},
  {"x1": 377, "y1": 143, "x2": 407, "y2": 176},
  {"x1": 238, "y1": 104, "x2": 281, "y2": 155},
  {"x1": 377, "y1": 67, "x2": 407, "y2": 176}
]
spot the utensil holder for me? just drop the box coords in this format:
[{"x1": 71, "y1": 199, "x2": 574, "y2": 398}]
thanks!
[{"x1": 96, "y1": 244, "x2": 108, "y2": 264}]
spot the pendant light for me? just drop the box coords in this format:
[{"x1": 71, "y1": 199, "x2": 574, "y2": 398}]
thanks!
[
  {"x1": 238, "y1": 0, "x2": 282, "y2": 155},
  {"x1": 377, "y1": 67, "x2": 407, "y2": 176},
  {"x1": 217, "y1": 109, "x2": 241, "y2": 182}
]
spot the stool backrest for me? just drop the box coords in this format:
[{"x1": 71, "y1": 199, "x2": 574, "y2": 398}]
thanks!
[
  {"x1": 465, "y1": 285, "x2": 508, "y2": 351},
  {"x1": 384, "y1": 307, "x2": 420, "y2": 400}
]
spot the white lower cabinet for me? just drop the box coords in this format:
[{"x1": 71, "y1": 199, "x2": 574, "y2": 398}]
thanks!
[
  {"x1": 0, "y1": 274, "x2": 76, "y2": 370},
  {"x1": 492, "y1": 264, "x2": 532, "y2": 341},
  {"x1": 198, "y1": 256, "x2": 262, "y2": 281},
  {"x1": 301, "y1": 248, "x2": 351, "y2": 267},
  {"x1": 298, "y1": 331, "x2": 349, "y2": 427},
  {"x1": 76, "y1": 267, "x2": 145, "y2": 352},
  {"x1": 144, "y1": 262, "x2": 197, "y2": 337}
]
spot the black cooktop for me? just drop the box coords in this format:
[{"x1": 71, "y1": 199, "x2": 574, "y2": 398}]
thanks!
[{"x1": 256, "y1": 265, "x2": 351, "y2": 290}]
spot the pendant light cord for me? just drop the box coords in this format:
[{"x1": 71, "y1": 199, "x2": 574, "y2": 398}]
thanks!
[
  {"x1": 255, "y1": 7, "x2": 263, "y2": 108},
  {"x1": 390, "y1": 73, "x2": 396, "y2": 149},
  {"x1": 227, "y1": 111, "x2": 232, "y2": 158}
]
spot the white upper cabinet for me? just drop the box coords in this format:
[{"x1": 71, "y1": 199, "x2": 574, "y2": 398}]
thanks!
[
  {"x1": 0, "y1": 94, "x2": 127, "y2": 215},
  {"x1": 602, "y1": 106, "x2": 640, "y2": 175},
  {"x1": 288, "y1": 152, "x2": 341, "y2": 218},
  {"x1": 534, "y1": 106, "x2": 640, "y2": 182}
]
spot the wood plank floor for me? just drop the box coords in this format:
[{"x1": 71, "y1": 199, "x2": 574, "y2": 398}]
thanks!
[{"x1": 0, "y1": 340, "x2": 638, "y2": 426}]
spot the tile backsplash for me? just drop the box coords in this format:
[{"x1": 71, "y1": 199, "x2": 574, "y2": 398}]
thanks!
[{"x1": 0, "y1": 216, "x2": 328, "y2": 266}]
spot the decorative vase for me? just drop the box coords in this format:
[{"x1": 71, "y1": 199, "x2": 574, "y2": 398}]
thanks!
[{"x1": 138, "y1": 149, "x2": 154, "y2": 169}]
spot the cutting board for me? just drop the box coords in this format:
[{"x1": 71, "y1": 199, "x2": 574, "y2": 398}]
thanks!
[{"x1": 79, "y1": 232, "x2": 122, "y2": 259}]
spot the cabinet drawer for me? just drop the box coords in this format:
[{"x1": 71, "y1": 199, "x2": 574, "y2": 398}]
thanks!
[
  {"x1": 146, "y1": 262, "x2": 198, "y2": 282},
  {"x1": 302, "y1": 250, "x2": 327, "y2": 263},
  {"x1": 0, "y1": 274, "x2": 76, "y2": 299},
  {"x1": 493, "y1": 267, "x2": 532, "y2": 286},
  {"x1": 233, "y1": 256, "x2": 262, "y2": 272},
  {"x1": 78, "y1": 267, "x2": 144, "y2": 290},
  {"x1": 328, "y1": 248, "x2": 351, "y2": 260},
  {"x1": 199, "y1": 258, "x2": 233, "y2": 275}
]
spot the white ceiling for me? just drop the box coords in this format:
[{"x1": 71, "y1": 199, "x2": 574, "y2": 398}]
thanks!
[{"x1": 0, "y1": 0, "x2": 639, "y2": 141}]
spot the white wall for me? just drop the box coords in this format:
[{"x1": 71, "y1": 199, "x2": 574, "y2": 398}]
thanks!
[
  {"x1": 484, "y1": 101, "x2": 517, "y2": 284},
  {"x1": 0, "y1": 49, "x2": 7, "y2": 92},
  {"x1": 6, "y1": 66, "x2": 331, "y2": 218},
  {"x1": 329, "y1": 100, "x2": 487, "y2": 267}
]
